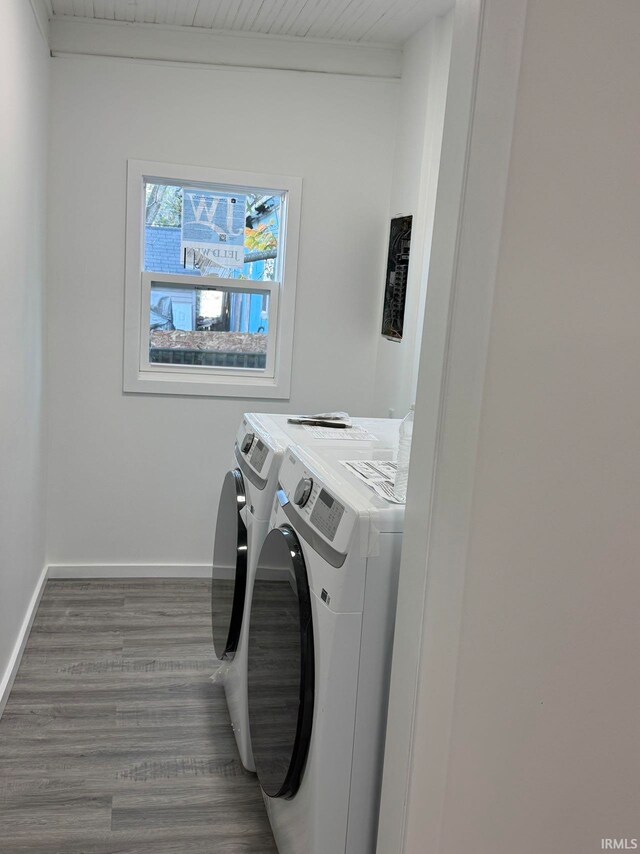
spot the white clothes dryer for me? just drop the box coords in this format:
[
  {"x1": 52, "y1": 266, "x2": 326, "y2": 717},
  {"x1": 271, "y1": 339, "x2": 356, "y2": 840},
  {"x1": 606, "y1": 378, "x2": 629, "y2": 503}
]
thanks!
[
  {"x1": 246, "y1": 443, "x2": 404, "y2": 854},
  {"x1": 211, "y1": 414, "x2": 400, "y2": 771}
]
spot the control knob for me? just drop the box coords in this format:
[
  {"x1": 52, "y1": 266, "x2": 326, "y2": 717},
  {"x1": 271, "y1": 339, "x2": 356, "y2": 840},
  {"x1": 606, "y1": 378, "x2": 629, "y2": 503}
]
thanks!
[
  {"x1": 294, "y1": 477, "x2": 313, "y2": 507},
  {"x1": 241, "y1": 432, "x2": 255, "y2": 454}
]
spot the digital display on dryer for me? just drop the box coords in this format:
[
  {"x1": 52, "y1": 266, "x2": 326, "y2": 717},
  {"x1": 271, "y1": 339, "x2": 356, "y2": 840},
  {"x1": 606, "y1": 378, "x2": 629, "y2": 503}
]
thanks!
[{"x1": 318, "y1": 489, "x2": 334, "y2": 509}]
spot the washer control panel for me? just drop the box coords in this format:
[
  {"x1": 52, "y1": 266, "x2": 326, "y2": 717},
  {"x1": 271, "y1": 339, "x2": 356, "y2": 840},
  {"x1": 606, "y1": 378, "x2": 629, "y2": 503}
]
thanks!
[
  {"x1": 249, "y1": 438, "x2": 269, "y2": 473},
  {"x1": 309, "y1": 487, "x2": 345, "y2": 542}
]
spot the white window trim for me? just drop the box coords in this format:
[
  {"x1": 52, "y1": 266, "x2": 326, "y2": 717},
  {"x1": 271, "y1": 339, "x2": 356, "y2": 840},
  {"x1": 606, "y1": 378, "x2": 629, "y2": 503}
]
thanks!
[{"x1": 123, "y1": 159, "x2": 302, "y2": 398}]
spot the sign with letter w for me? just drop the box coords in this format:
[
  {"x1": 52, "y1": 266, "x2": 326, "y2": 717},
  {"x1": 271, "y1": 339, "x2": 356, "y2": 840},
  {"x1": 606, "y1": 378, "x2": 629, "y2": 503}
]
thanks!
[{"x1": 181, "y1": 189, "x2": 246, "y2": 272}]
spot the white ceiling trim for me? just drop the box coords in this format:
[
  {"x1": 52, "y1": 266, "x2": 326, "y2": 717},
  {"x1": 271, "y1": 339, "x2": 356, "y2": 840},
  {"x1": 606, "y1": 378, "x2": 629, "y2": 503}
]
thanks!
[
  {"x1": 49, "y1": 0, "x2": 452, "y2": 45},
  {"x1": 49, "y1": 11, "x2": 400, "y2": 49},
  {"x1": 49, "y1": 15, "x2": 403, "y2": 78}
]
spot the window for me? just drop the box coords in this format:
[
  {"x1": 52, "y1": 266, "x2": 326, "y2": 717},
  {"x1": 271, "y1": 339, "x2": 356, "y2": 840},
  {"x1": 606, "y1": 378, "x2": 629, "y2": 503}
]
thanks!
[{"x1": 124, "y1": 160, "x2": 302, "y2": 397}]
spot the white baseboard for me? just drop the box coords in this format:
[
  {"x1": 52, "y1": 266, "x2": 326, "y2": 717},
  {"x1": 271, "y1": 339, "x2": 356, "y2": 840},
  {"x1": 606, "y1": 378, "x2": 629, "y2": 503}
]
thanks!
[
  {"x1": 0, "y1": 565, "x2": 49, "y2": 718},
  {"x1": 47, "y1": 564, "x2": 212, "y2": 579}
]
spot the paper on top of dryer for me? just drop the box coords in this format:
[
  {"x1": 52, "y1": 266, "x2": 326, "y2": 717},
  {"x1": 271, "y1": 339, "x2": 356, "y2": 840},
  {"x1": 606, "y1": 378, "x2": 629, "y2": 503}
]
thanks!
[
  {"x1": 302, "y1": 425, "x2": 378, "y2": 440},
  {"x1": 340, "y1": 459, "x2": 404, "y2": 504}
]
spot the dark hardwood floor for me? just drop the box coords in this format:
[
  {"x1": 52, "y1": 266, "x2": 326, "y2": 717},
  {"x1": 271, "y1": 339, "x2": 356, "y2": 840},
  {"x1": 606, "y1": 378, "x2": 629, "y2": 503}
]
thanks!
[{"x1": 0, "y1": 579, "x2": 277, "y2": 853}]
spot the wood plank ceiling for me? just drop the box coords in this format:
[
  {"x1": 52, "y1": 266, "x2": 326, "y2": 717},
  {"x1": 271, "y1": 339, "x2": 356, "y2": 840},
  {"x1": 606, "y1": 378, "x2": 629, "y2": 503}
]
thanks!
[{"x1": 49, "y1": 0, "x2": 452, "y2": 45}]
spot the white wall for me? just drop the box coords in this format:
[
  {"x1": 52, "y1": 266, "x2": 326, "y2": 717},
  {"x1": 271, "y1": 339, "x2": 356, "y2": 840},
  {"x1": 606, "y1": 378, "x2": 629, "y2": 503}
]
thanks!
[
  {"x1": 406, "y1": 0, "x2": 640, "y2": 850},
  {"x1": 372, "y1": 12, "x2": 453, "y2": 419},
  {"x1": 0, "y1": 2, "x2": 49, "y2": 684},
  {"x1": 46, "y1": 56, "x2": 397, "y2": 568}
]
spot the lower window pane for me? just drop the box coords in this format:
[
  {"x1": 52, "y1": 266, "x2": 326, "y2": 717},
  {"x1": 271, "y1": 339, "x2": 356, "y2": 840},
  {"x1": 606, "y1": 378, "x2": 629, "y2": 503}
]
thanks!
[{"x1": 150, "y1": 285, "x2": 269, "y2": 370}]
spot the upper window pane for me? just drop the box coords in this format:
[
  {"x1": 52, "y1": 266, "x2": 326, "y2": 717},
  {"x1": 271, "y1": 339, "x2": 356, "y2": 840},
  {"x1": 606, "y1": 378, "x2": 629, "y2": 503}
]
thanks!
[{"x1": 144, "y1": 181, "x2": 282, "y2": 282}]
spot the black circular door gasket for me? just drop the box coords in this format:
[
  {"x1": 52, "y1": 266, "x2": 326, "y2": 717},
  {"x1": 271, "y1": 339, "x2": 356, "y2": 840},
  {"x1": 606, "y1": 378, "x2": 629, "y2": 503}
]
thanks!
[
  {"x1": 252, "y1": 524, "x2": 315, "y2": 800},
  {"x1": 211, "y1": 468, "x2": 248, "y2": 658}
]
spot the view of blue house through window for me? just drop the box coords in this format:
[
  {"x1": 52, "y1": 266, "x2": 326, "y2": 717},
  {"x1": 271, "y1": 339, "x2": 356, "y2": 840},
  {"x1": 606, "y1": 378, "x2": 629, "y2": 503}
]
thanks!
[{"x1": 144, "y1": 181, "x2": 283, "y2": 369}]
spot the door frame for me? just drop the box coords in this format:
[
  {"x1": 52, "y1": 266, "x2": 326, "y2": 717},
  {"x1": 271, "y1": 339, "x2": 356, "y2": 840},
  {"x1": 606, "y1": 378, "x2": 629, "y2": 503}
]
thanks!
[{"x1": 377, "y1": 0, "x2": 528, "y2": 851}]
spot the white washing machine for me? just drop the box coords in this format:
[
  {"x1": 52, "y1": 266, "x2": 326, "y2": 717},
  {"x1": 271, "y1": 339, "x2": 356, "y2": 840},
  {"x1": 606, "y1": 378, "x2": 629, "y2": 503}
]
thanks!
[
  {"x1": 211, "y1": 413, "x2": 400, "y2": 771},
  {"x1": 246, "y1": 442, "x2": 404, "y2": 854}
]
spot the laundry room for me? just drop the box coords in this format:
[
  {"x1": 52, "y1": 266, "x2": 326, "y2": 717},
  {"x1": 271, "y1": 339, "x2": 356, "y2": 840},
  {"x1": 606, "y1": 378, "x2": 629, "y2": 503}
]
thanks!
[
  {"x1": 44, "y1": 6, "x2": 453, "y2": 574},
  {"x1": 2, "y1": 1, "x2": 456, "y2": 849},
  {"x1": 3, "y1": 1, "x2": 640, "y2": 853}
]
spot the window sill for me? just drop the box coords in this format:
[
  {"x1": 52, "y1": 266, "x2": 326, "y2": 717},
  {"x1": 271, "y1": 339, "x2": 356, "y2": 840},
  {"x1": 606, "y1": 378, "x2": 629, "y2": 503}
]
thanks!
[{"x1": 123, "y1": 368, "x2": 291, "y2": 399}]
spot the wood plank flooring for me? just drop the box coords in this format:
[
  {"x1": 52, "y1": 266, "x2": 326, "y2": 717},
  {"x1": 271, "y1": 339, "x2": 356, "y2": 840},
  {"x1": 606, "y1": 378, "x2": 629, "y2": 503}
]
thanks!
[{"x1": 0, "y1": 579, "x2": 277, "y2": 853}]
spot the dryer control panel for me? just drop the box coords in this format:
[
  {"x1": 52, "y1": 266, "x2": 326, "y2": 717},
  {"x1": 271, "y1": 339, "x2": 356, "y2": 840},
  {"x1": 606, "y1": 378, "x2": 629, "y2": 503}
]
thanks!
[
  {"x1": 275, "y1": 447, "x2": 369, "y2": 614},
  {"x1": 277, "y1": 449, "x2": 359, "y2": 558},
  {"x1": 309, "y1": 488, "x2": 345, "y2": 542}
]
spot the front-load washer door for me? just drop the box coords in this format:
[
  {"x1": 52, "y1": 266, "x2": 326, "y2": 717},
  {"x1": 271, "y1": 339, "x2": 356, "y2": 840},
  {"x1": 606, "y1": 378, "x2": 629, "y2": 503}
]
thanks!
[
  {"x1": 247, "y1": 525, "x2": 315, "y2": 800},
  {"x1": 211, "y1": 468, "x2": 247, "y2": 660}
]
